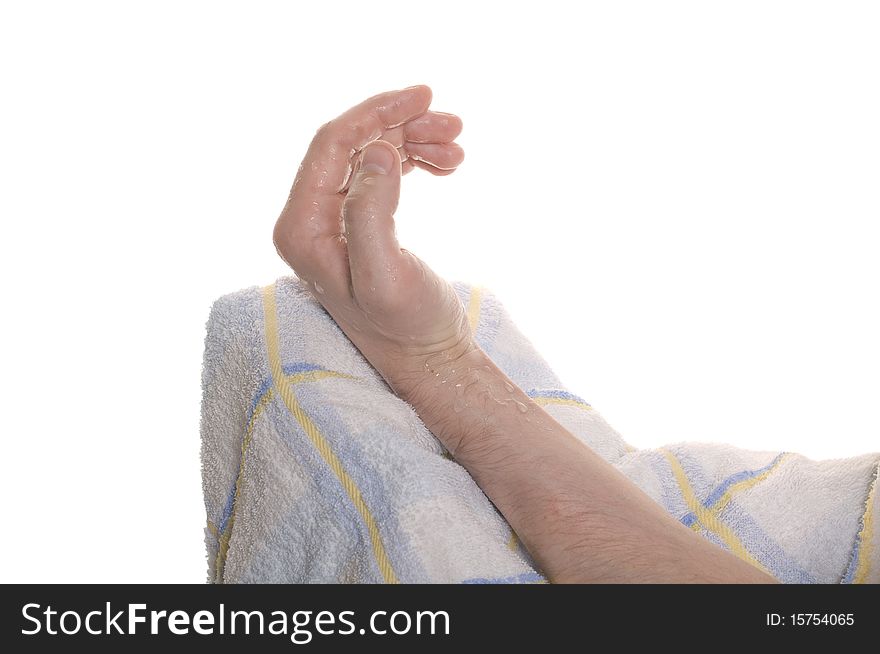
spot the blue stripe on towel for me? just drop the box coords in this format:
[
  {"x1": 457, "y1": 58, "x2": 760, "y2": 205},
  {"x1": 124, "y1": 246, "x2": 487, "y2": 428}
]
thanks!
[
  {"x1": 703, "y1": 453, "x2": 787, "y2": 509},
  {"x1": 665, "y1": 448, "x2": 814, "y2": 583},
  {"x1": 216, "y1": 363, "x2": 337, "y2": 535},
  {"x1": 262, "y1": 389, "x2": 393, "y2": 582},
  {"x1": 249, "y1": 362, "x2": 324, "y2": 417},
  {"x1": 268, "y1": 381, "x2": 419, "y2": 583},
  {"x1": 719, "y1": 502, "x2": 816, "y2": 583},
  {"x1": 841, "y1": 538, "x2": 861, "y2": 584},
  {"x1": 462, "y1": 571, "x2": 547, "y2": 584},
  {"x1": 218, "y1": 483, "x2": 237, "y2": 533}
]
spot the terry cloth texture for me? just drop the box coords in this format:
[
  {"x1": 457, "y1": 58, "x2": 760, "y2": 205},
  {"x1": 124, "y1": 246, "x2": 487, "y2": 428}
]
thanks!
[{"x1": 201, "y1": 276, "x2": 879, "y2": 584}]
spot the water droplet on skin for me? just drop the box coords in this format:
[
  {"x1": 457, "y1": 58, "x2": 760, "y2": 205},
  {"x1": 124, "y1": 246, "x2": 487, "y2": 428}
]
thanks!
[
  {"x1": 370, "y1": 286, "x2": 376, "y2": 292},
  {"x1": 314, "y1": 281, "x2": 325, "y2": 294},
  {"x1": 484, "y1": 381, "x2": 529, "y2": 414},
  {"x1": 424, "y1": 350, "x2": 452, "y2": 374},
  {"x1": 391, "y1": 276, "x2": 397, "y2": 282}
]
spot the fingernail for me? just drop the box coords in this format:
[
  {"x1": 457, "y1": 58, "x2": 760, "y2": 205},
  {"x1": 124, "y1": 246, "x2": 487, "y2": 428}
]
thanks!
[
  {"x1": 361, "y1": 143, "x2": 394, "y2": 175},
  {"x1": 403, "y1": 85, "x2": 422, "y2": 90}
]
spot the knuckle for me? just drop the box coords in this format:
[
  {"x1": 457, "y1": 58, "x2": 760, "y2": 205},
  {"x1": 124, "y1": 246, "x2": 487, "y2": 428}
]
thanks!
[
  {"x1": 314, "y1": 119, "x2": 338, "y2": 143},
  {"x1": 315, "y1": 119, "x2": 332, "y2": 135}
]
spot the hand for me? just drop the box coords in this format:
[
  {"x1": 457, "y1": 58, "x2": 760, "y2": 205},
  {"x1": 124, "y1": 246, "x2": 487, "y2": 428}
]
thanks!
[{"x1": 272, "y1": 85, "x2": 471, "y2": 395}]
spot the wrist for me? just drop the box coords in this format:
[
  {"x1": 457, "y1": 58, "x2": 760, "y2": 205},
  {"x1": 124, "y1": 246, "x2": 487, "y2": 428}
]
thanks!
[
  {"x1": 392, "y1": 342, "x2": 522, "y2": 462},
  {"x1": 388, "y1": 335, "x2": 481, "y2": 408}
]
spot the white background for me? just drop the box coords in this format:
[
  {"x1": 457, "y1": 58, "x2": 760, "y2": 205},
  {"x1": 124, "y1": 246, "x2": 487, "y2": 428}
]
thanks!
[{"x1": 1, "y1": 1, "x2": 877, "y2": 582}]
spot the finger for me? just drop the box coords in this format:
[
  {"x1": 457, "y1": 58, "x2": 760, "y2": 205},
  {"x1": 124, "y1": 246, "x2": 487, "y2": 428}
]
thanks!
[
  {"x1": 275, "y1": 86, "x2": 431, "y2": 277},
  {"x1": 342, "y1": 140, "x2": 406, "y2": 303},
  {"x1": 298, "y1": 85, "x2": 431, "y2": 199},
  {"x1": 404, "y1": 142, "x2": 465, "y2": 170},
  {"x1": 404, "y1": 111, "x2": 463, "y2": 143}
]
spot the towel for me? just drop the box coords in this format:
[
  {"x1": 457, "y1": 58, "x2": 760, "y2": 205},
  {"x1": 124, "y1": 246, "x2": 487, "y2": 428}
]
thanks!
[{"x1": 200, "y1": 276, "x2": 879, "y2": 583}]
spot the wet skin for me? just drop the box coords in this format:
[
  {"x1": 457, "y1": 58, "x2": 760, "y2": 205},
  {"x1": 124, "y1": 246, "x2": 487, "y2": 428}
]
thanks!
[
  {"x1": 273, "y1": 86, "x2": 777, "y2": 583},
  {"x1": 273, "y1": 85, "x2": 471, "y2": 400}
]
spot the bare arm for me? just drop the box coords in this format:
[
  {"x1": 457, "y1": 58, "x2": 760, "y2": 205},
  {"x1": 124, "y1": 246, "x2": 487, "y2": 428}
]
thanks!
[
  {"x1": 272, "y1": 85, "x2": 776, "y2": 583},
  {"x1": 394, "y1": 340, "x2": 775, "y2": 583}
]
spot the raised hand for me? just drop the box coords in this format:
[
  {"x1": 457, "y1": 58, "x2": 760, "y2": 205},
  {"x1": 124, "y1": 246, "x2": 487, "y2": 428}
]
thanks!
[
  {"x1": 272, "y1": 86, "x2": 782, "y2": 586},
  {"x1": 272, "y1": 85, "x2": 471, "y2": 396}
]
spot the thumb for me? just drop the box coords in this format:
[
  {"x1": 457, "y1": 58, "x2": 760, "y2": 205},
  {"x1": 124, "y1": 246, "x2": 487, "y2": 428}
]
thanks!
[{"x1": 343, "y1": 140, "x2": 404, "y2": 289}]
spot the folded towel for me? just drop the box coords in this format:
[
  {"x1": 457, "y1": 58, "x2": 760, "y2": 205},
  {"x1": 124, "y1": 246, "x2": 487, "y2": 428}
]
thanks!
[{"x1": 200, "y1": 276, "x2": 879, "y2": 583}]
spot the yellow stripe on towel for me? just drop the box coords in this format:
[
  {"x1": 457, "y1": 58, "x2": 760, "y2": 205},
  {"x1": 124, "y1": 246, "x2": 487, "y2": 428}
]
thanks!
[
  {"x1": 288, "y1": 369, "x2": 357, "y2": 385},
  {"x1": 661, "y1": 449, "x2": 772, "y2": 577},
  {"x1": 710, "y1": 453, "x2": 790, "y2": 513},
  {"x1": 262, "y1": 284, "x2": 399, "y2": 584},
  {"x1": 854, "y1": 464, "x2": 878, "y2": 584},
  {"x1": 533, "y1": 397, "x2": 592, "y2": 411},
  {"x1": 214, "y1": 390, "x2": 273, "y2": 583},
  {"x1": 213, "y1": 368, "x2": 357, "y2": 583},
  {"x1": 467, "y1": 286, "x2": 483, "y2": 333}
]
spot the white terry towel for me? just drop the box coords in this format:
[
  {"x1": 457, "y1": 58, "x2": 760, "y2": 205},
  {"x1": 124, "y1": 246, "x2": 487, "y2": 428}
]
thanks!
[{"x1": 200, "y1": 276, "x2": 879, "y2": 583}]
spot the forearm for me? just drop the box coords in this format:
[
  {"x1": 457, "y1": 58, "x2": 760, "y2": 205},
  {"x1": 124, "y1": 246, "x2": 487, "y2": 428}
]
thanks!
[
  {"x1": 273, "y1": 85, "x2": 777, "y2": 583},
  {"x1": 396, "y1": 341, "x2": 777, "y2": 583}
]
